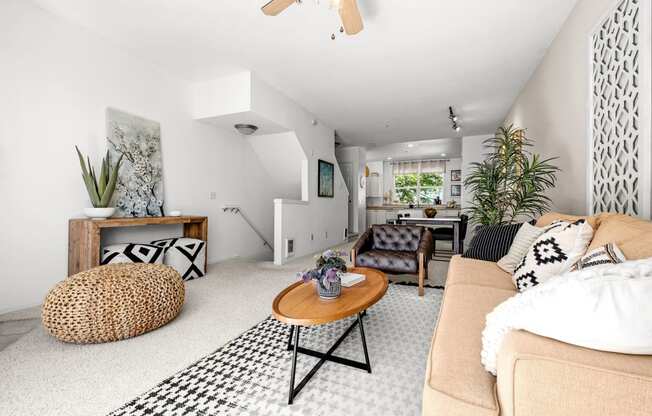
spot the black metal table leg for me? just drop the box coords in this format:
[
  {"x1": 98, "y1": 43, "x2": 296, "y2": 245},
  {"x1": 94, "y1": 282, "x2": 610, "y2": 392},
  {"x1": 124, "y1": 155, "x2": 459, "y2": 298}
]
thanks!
[
  {"x1": 288, "y1": 325, "x2": 300, "y2": 405},
  {"x1": 286, "y1": 326, "x2": 294, "y2": 351},
  {"x1": 358, "y1": 312, "x2": 371, "y2": 373},
  {"x1": 286, "y1": 312, "x2": 373, "y2": 404}
]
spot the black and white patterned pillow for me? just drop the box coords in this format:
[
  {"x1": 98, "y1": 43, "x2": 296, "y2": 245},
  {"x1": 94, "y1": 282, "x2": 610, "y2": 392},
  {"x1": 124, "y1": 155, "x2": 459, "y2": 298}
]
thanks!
[
  {"x1": 512, "y1": 220, "x2": 594, "y2": 292},
  {"x1": 151, "y1": 238, "x2": 206, "y2": 281},
  {"x1": 101, "y1": 243, "x2": 164, "y2": 265},
  {"x1": 462, "y1": 222, "x2": 525, "y2": 262}
]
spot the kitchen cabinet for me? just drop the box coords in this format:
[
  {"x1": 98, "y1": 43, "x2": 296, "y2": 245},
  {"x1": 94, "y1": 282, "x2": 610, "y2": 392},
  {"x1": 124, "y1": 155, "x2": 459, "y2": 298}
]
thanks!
[
  {"x1": 366, "y1": 175, "x2": 383, "y2": 198},
  {"x1": 366, "y1": 210, "x2": 389, "y2": 227}
]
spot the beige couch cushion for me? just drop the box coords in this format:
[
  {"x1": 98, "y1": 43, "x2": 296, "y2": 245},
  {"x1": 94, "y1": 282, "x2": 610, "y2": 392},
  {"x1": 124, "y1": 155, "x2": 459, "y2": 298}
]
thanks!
[
  {"x1": 588, "y1": 213, "x2": 652, "y2": 259},
  {"x1": 497, "y1": 330, "x2": 652, "y2": 416},
  {"x1": 424, "y1": 283, "x2": 515, "y2": 416},
  {"x1": 535, "y1": 212, "x2": 600, "y2": 230},
  {"x1": 446, "y1": 255, "x2": 516, "y2": 291}
]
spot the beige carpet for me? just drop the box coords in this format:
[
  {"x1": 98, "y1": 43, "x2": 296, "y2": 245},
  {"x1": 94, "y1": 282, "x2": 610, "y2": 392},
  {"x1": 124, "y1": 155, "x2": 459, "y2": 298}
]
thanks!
[{"x1": 0, "y1": 244, "x2": 449, "y2": 416}]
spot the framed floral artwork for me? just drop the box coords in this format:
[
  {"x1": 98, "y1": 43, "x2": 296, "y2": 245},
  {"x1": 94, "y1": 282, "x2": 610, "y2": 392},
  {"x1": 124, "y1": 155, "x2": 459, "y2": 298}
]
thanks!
[{"x1": 107, "y1": 108, "x2": 165, "y2": 217}]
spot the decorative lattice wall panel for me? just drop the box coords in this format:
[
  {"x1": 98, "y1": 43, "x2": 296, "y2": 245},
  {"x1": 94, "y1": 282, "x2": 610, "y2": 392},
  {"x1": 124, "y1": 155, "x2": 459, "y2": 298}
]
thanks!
[{"x1": 589, "y1": 0, "x2": 651, "y2": 217}]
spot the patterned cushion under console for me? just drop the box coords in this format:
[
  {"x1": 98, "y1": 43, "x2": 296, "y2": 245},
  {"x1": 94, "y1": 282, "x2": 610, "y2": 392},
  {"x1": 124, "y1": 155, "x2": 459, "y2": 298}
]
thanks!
[
  {"x1": 101, "y1": 243, "x2": 164, "y2": 265},
  {"x1": 151, "y1": 237, "x2": 206, "y2": 281},
  {"x1": 513, "y1": 219, "x2": 594, "y2": 292},
  {"x1": 355, "y1": 249, "x2": 418, "y2": 274},
  {"x1": 371, "y1": 225, "x2": 423, "y2": 252}
]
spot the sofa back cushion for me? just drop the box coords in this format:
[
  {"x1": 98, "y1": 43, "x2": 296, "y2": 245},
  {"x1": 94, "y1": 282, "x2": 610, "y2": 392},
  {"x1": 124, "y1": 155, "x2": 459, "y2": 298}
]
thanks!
[
  {"x1": 372, "y1": 225, "x2": 422, "y2": 252},
  {"x1": 536, "y1": 212, "x2": 600, "y2": 230},
  {"x1": 589, "y1": 213, "x2": 652, "y2": 259}
]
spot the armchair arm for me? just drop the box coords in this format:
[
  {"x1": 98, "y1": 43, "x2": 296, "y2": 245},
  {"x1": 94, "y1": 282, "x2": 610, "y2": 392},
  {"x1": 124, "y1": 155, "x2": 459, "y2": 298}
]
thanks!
[
  {"x1": 351, "y1": 228, "x2": 373, "y2": 265},
  {"x1": 417, "y1": 228, "x2": 434, "y2": 260}
]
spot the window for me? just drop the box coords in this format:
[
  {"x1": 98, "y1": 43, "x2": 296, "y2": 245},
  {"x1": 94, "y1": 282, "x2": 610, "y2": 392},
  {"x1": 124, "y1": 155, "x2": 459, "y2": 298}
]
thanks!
[{"x1": 394, "y1": 172, "x2": 444, "y2": 204}]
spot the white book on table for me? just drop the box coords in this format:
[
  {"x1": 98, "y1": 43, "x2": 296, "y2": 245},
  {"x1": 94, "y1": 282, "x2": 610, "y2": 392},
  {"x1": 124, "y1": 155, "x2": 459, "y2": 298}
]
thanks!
[{"x1": 340, "y1": 273, "x2": 366, "y2": 287}]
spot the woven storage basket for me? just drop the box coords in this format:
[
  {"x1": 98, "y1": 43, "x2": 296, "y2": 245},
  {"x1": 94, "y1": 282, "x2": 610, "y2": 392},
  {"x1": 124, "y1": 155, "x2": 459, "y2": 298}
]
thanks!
[{"x1": 42, "y1": 263, "x2": 185, "y2": 344}]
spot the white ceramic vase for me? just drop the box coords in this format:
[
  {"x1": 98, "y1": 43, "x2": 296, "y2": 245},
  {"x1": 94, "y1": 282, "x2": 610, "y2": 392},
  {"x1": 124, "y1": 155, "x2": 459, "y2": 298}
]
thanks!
[{"x1": 83, "y1": 207, "x2": 115, "y2": 219}]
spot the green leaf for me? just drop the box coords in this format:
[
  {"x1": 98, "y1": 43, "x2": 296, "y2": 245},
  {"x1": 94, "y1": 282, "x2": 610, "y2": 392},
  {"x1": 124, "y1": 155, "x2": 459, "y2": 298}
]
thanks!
[
  {"x1": 75, "y1": 146, "x2": 101, "y2": 207},
  {"x1": 464, "y1": 125, "x2": 559, "y2": 225},
  {"x1": 98, "y1": 150, "x2": 108, "y2": 197},
  {"x1": 99, "y1": 154, "x2": 123, "y2": 207}
]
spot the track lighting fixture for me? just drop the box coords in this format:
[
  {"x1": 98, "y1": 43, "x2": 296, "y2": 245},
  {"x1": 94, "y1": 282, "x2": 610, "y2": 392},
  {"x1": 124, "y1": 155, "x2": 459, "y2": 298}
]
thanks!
[{"x1": 449, "y1": 106, "x2": 461, "y2": 132}]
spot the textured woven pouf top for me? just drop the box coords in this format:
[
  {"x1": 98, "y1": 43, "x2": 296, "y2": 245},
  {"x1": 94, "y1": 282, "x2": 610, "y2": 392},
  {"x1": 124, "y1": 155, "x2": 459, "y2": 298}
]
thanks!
[{"x1": 42, "y1": 263, "x2": 185, "y2": 344}]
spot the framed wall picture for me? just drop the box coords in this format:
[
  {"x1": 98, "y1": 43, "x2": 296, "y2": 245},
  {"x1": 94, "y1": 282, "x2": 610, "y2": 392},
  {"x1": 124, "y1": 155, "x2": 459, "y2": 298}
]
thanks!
[
  {"x1": 450, "y1": 169, "x2": 462, "y2": 182},
  {"x1": 318, "y1": 159, "x2": 335, "y2": 198},
  {"x1": 451, "y1": 184, "x2": 462, "y2": 197}
]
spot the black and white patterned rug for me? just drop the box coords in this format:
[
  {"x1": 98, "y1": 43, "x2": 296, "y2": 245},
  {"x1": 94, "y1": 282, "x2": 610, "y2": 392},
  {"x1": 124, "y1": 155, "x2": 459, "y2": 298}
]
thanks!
[{"x1": 109, "y1": 284, "x2": 443, "y2": 416}]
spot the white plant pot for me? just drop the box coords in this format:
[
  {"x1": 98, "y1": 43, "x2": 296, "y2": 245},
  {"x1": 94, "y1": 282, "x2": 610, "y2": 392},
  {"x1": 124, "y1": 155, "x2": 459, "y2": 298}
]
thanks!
[{"x1": 83, "y1": 207, "x2": 115, "y2": 219}]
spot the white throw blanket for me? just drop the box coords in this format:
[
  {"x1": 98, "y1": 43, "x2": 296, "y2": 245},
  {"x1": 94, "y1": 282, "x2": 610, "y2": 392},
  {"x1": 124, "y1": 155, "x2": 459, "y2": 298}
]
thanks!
[{"x1": 481, "y1": 259, "x2": 652, "y2": 375}]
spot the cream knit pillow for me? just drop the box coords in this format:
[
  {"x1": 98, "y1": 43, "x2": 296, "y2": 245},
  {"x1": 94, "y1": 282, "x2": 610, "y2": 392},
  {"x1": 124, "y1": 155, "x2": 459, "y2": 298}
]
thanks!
[{"x1": 497, "y1": 223, "x2": 545, "y2": 273}]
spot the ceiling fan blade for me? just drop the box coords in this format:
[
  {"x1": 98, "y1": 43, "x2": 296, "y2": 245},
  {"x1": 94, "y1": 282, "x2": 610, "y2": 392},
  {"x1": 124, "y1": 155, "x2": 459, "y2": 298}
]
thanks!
[
  {"x1": 261, "y1": 0, "x2": 296, "y2": 16},
  {"x1": 339, "y1": 0, "x2": 363, "y2": 35}
]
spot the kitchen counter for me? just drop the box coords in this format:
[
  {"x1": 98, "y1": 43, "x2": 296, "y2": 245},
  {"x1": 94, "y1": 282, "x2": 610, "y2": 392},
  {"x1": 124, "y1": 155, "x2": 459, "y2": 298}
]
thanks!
[
  {"x1": 366, "y1": 205, "x2": 460, "y2": 211},
  {"x1": 366, "y1": 205, "x2": 461, "y2": 228}
]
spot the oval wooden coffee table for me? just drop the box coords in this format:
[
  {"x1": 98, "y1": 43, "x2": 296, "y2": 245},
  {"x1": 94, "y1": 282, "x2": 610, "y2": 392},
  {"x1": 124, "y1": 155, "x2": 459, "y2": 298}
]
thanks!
[{"x1": 272, "y1": 267, "x2": 388, "y2": 404}]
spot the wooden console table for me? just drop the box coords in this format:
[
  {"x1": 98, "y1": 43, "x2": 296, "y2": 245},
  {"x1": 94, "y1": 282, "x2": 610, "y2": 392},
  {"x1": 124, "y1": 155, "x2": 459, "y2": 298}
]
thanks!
[{"x1": 68, "y1": 216, "x2": 208, "y2": 276}]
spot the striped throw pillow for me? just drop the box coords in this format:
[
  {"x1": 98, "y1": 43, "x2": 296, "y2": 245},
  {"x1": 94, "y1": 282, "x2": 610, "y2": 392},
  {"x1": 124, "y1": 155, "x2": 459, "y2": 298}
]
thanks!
[
  {"x1": 570, "y1": 243, "x2": 627, "y2": 271},
  {"x1": 462, "y1": 223, "x2": 525, "y2": 262},
  {"x1": 497, "y1": 223, "x2": 545, "y2": 273}
]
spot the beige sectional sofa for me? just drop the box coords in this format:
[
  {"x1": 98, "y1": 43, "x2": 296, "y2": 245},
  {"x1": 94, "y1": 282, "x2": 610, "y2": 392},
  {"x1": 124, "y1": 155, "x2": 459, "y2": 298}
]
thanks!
[{"x1": 423, "y1": 212, "x2": 652, "y2": 416}]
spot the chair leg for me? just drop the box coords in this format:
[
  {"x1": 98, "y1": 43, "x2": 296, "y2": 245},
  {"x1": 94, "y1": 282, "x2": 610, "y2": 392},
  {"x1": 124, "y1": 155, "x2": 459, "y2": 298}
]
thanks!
[{"x1": 418, "y1": 253, "x2": 425, "y2": 297}]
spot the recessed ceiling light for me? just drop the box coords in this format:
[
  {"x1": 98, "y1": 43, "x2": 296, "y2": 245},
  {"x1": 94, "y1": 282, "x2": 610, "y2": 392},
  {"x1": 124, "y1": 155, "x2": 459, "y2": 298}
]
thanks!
[
  {"x1": 441, "y1": 153, "x2": 447, "y2": 157},
  {"x1": 407, "y1": 144, "x2": 415, "y2": 148},
  {"x1": 234, "y1": 124, "x2": 258, "y2": 135},
  {"x1": 386, "y1": 157, "x2": 393, "y2": 160}
]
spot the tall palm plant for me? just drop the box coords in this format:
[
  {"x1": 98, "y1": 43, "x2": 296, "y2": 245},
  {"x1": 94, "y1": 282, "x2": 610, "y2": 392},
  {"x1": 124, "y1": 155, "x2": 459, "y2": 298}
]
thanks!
[{"x1": 464, "y1": 125, "x2": 559, "y2": 225}]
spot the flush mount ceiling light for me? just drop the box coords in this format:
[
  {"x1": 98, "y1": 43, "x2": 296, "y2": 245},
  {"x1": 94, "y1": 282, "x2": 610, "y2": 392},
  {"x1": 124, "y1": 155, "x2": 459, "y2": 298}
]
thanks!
[
  {"x1": 234, "y1": 124, "x2": 259, "y2": 135},
  {"x1": 261, "y1": 0, "x2": 363, "y2": 40},
  {"x1": 449, "y1": 106, "x2": 461, "y2": 132}
]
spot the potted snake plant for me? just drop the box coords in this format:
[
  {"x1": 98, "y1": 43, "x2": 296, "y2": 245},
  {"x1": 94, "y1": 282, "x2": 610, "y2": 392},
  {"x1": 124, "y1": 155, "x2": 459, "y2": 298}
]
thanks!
[{"x1": 75, "y1": 146, "x2": 123, "y2": 219}]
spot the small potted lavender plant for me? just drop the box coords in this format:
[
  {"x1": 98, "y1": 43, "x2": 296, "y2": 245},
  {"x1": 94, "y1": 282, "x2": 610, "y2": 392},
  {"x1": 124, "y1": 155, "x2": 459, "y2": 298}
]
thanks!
[{"x1": 298, "y1": 250, "x2": 348, "y2": 299}]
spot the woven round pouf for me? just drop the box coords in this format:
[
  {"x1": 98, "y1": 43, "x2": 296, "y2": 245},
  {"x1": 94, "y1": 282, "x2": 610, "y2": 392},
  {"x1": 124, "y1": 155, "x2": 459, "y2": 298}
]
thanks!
[{"x1": 42, "y1": 263, "x2": 185, "y2": 344}]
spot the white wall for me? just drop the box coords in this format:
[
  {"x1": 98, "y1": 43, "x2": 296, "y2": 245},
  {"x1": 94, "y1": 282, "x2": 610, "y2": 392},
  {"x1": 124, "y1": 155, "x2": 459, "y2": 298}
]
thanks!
[
  {"x1": 336, "y1": 146, "x2": 367, "y2": 233},
  {"x1": 250, "y1": 76, "x2": 348, "y2": 264},
  {"x1": 461, "y1": 135, "x2": 492, "y2": 209},
  {"x1": 0, "y1": 0, "x2": 281, "y2": 313},
  {"x1": 248, "y1": 132, "x2": 305, "y2": 201},
  {"x1": 504, "y1": 0, "x2": 620, "y2": 215},
  {"x1": 189, "y1": 71, "x2": 349, "y2": 266}
]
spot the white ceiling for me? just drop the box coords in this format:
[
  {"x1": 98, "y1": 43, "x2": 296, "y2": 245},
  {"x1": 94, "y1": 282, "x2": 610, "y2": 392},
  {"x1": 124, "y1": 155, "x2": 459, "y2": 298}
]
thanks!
[
  {"x1": 33, "y1": 0, "x2": 577, "y2": 146},
  {"x1": 364, "y1": 137, "x2": 462, "y2": 162}
]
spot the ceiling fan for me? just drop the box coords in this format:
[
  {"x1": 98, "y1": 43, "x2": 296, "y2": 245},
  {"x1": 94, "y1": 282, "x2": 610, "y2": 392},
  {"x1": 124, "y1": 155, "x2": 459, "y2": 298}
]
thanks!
[{"x1": 261, "y1": 0, "x2": 364, "y2": 36}]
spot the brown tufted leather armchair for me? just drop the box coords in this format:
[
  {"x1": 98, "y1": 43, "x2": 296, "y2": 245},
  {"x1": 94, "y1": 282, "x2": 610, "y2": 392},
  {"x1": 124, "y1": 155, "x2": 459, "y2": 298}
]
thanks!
[{"x1": 351, "y1": 225, "x2": 433, "y2": 296}]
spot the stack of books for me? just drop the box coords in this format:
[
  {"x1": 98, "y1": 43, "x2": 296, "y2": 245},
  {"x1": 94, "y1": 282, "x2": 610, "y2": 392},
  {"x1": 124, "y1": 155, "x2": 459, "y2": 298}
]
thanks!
[{"x1": 340, "y1": 273, "x2": 366, "y2": 287}]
